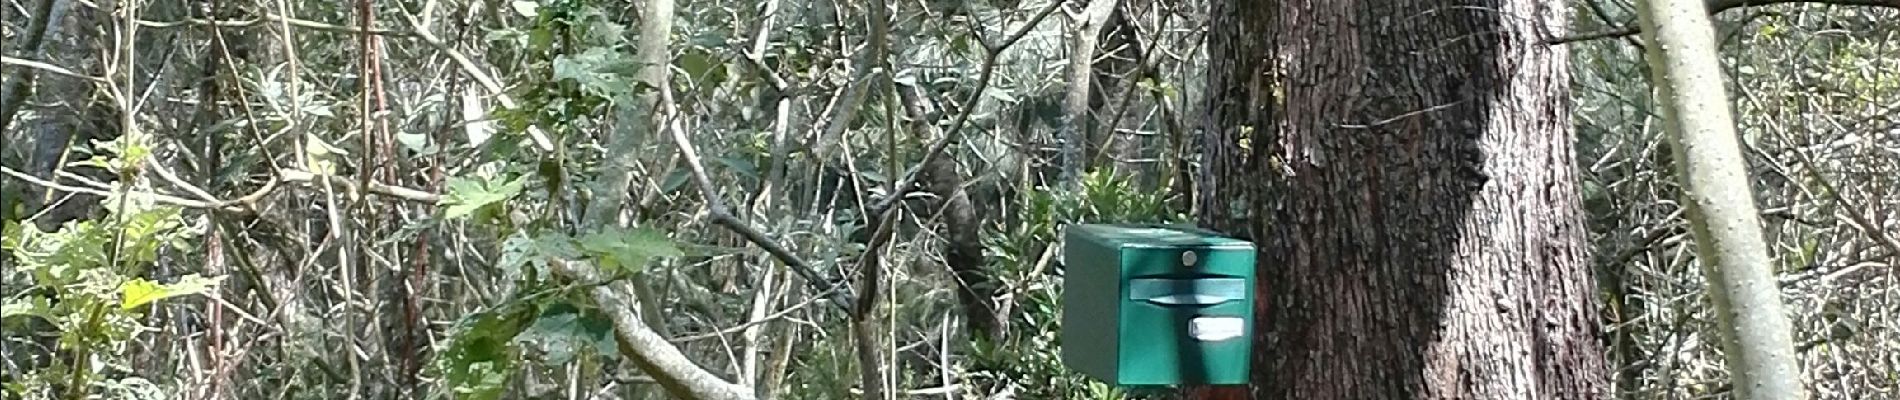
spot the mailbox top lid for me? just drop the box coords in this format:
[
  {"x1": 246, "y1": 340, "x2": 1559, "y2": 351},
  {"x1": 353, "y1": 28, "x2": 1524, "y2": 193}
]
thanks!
[{"x1": 1067, "y1": 223, "x2": 1254, "y2": 250}]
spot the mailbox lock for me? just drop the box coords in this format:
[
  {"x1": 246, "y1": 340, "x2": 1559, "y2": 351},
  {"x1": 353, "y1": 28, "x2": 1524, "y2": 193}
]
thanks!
[
  {"x1": 1188, "y1": 316, "x2": 1244, "y2": 341},
  {"x1": 1181, "y1": 251, "x2": 1198, "y2": 267}
]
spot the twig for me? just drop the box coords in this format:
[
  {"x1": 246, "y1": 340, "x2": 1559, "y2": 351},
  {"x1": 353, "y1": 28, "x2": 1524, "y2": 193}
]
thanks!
[
  {"x1": 1, "y1": 56, "x2": 109, "y2": 83},
  {"x1": 133, "y1": 15, "x2": 415, "y2": 36},
  {"x1": 1546, "y1": 27, "x2": 1642, "y2": 45},
  {"x1": 276, "y1": 169, "x2": 440, "y2": 203},
  {"x1": 1337, "y1": 100, "x2": 1469, "y2": 129},
  {"x1": 655, "y1": 86, "x2": 855, "y2": 311},
  {"x1": 849, "y1": 2, "x2": 900, "y2": 397},
  {"x1": 667, "y1": 287, "x2": 834, "y2": 343},
  {"x1": 1544, "y1": 0, "x2": 1900, "y2": 44},
  {"x1": 0, "y1": 166, "x2": 261, "y2": 212},
  {"x1": 394, "y1": 9, "x2": 555, "y2": 153},
  {"x1": 1786, "y1": 143, "x2": 1900, "y2": 258},
  {"x1": 11, "y1": 164, "x2": 432, "y2": 217},
  {"x1": 146, "y1": 156, "x2": 219, "y2": 203}
]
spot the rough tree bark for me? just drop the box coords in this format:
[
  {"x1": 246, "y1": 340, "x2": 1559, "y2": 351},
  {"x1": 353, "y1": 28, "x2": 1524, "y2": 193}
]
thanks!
[
  {"x1": 1635, "y1": 0, "x2": 1804, "y2": 397},
  {"x1": 1189, "y1": 0, "x2": 1611, "y2": 398},
  {"x1": 1058, "y1": 0, "x2": 1118, "y2": 185},
  {"x1": 1183, "y1": 0, "x2": 1272, "y2": 397}
]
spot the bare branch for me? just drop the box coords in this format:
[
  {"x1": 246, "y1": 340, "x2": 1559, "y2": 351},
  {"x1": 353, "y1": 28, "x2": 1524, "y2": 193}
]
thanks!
[
  {"x1": 657, "y1": 86, "x2": 855, "y2": 311},
  {"x1": 394, "y1": 9, "x2": 556, "y2": 153},
  {"x1": 865, "y1": 0, "x2": 1066, "y2": 220},
  {"x1": 1, "y1": 56, "x2": 108, "y2": 83},
  {"x1": 132, "y1": 15, "x2": 414, "y2": 36},
  {"x1": 549, "y1": 259, "x2": 756, "y2": 400},
  {"x1": 0, "y1": 0, "x2": 70, "y2": 133},
  {"x1": 1546, "y1": 0, "x2": 1900, "y2": 44},
  {"x1": 276, "y1": 169, "x2": 440, "y2": 203},
  {"x1": 0, "y1": 165, "x2": 278, "y2": 214}
]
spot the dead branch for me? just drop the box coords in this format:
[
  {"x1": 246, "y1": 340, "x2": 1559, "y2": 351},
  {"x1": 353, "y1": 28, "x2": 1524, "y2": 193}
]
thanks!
[
  {"x1": 0, "y1": 165, "x2": 276, "y2": 213},
  {"x1": 656, "y1": 86, "x2": 855, "y2": 311},
  {"x1": 0, "y1": 0, "x2": 67, "y2": 133},
  {"x1": 1545, "y1": 0, "x2": 1900, "y2": 44}
]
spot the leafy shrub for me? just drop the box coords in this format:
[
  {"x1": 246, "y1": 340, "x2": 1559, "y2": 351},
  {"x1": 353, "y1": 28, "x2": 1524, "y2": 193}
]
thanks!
[{"x1": 3, "y1": 134, "x2": 222, "y2": 399}]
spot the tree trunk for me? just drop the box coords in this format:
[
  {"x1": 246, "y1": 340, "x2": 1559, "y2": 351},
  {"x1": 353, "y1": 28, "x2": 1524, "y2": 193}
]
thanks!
[
  {"x1": 1181, "y1": 1, "x2": 1272, "y2": 396},
  {"x1": 15, "y1": 0, "x2": 113, "y2": 232},
  {"x1": 1088, "y1": 0, "x2": 1158, "y2": 185},
  {"x1": 1059, "y1": 0, "x2": 1118, "y2": 185},
  {"x1": 1634, "y1": 0, "x2": 1804, "y2": 397},
  {"x1": 1190, "y1": 0, "x2": 1612, "y2": 398}
]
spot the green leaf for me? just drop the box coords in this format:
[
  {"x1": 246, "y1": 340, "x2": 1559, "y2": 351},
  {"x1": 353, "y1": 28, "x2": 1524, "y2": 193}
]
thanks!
[
  {"x1": 584, "y1": 15, "x2": 628, "y2": 44},
  {"x1": 553, "y1": 47, "x2": 638, "y2": 100},
  {"x1": 510, "y1": 1, "x2": 539, "y2": 17},
  {"x1": 576, "y1": 227, "x2": 682, "y2": 275},
  {"x1": 120, "y1": 274, "x2": 224, "y2": 311},
  {"x1": 713, "y1": 156, "x2": 759, "y2": 180},
  {"x1": 513, "y1": 302, "x2": 618, "y2": 365},
  {"x1": 1, "y1": 296, "x2": 53, "y2": 322},
  {"x1": 440, "y1": 175, "x2": 530, "y2": 219},
  {"x1": 498, "y1": 233, "x2": 539, "y2": 276},
  {"x1": 396, "y1": 132, "x2": 433, "y2": 154},
  {"x1": 676, "y1": 50, "x2": 722, "y2": 82},
  {"x1": 659, "y1": 169, "x2": 690, "y2": 193},
  {"x1": 949, "y1": 35, "x2": 973, "y2": 58},
  {"x1": 500, "y1": 231, "x2": 581, "y2": 278},
  {"x1": 434, "y1": 309, "x2": 532, "y2": 400}
]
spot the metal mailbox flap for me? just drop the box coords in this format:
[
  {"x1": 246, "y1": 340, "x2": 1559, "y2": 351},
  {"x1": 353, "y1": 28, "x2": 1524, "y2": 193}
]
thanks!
[{"x1": 1128, "y1": 278, "x2": 1247, "y2": 306}]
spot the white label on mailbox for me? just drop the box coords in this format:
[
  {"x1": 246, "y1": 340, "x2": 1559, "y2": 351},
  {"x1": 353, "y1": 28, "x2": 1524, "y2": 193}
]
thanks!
[{"x1": 1188, "y1": 317, "x2": 1244, "y2": 341}]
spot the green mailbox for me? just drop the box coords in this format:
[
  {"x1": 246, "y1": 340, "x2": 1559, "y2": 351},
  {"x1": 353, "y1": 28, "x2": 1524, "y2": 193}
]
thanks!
[{"x1": 1059, "y1": 223, "x2": 1256, "y2": 386}]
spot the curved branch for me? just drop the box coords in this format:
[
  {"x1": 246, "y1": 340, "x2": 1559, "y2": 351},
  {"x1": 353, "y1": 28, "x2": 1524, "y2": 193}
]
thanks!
[
  {"x1": 551, "y1": 259, "x2": 755, "y2": 400},
  {"x1": 1546, "y1": 0, "x2": 1900, "y2": 44},
  {"x1": 1708, "y1": 0, "x2": 1899, "y2": 10}
]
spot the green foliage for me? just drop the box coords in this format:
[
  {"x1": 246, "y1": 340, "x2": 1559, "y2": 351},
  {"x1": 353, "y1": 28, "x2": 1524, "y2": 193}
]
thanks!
[
  {"x1": 118, "y1": 274, "x2": 223, "y2": 312},
  {"x1": 488, "y1": 1, "x2": 634, "y2": 137},
  {"x1": 429, "y1": 284, "x2": 647, "y2": 400},
  {"x1": 421, "y1": 6, "x2": 700, "y2": 395},
  {"x1": 575, "y1": 226, "x2": 684, "y2": 275},
  {"x1": 433, "y1": 307, "x2": 533, "y2": 400},
  {"x1": 499, "y1": 230, "x2": 583, "y2": 278},
  {"x1": 779, "y1": 334, "x2": 859, "y2": 400},
  {"x1": 441, "y1": 174, "x2": 531, "y2": 220},
  {"x1": 2, "y1": 185, "x2": 217, "y2": 399},
  {"x1": 553, "y1": 46, "x2": 647, "y2": 101},
  {"x1": 432, "y1": 223, "x2": 684, "y2": 397},
  {"x1": 494, "y1": 226, "x2": 681, "y2": 279},
  {"x1": 514, "y1": 303, "x2": 619, "y2": 366}
]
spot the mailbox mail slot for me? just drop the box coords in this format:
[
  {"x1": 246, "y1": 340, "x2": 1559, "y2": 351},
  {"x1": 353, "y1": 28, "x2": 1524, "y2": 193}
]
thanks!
[
  {"x1": 1059, "y1": 223, "x2": 1257, "y2": 387},
  {"x1": 1129, "y1": 278, "x2": 1247, "y2": 306}
]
